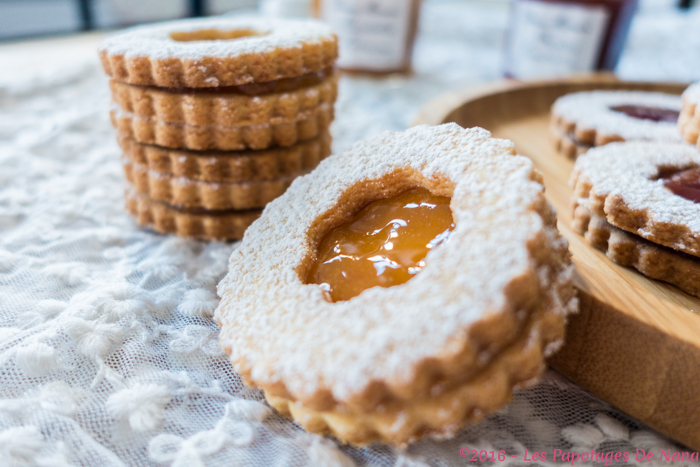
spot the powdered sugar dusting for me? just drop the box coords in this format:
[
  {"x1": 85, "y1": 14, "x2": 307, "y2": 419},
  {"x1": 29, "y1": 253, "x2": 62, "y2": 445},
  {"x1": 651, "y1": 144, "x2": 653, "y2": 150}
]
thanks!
[
  {"x1": 215, "y1": 123, "x2": 573, "y2": 403},
  {"x1": 99, "y1": 16, "x2": 335, "y2": 60},
  {"x1": 553, "y1": 91, "x2": 683, "y2": 142},
  {"x1": 573, "y1": 142, "x2": 700, "y2": 246},
  {"x1": 0, "y1": 1, "x2": 688, "y2": 462}
]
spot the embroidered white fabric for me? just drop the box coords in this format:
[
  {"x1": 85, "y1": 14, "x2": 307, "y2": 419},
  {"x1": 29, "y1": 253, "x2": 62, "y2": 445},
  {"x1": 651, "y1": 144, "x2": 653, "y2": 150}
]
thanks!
[{"x1": 2, "y1": 2, "x2": 700, "y2": 466}]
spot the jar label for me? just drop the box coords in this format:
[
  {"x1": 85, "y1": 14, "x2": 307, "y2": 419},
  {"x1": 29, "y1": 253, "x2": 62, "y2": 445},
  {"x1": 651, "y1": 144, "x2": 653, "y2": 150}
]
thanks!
[
  {"x1": 320, "y1": 0, "x2": 412, "y2": 70},
  {"x1": 506, "y1": 0, "x2": 611, "y2": 79}
]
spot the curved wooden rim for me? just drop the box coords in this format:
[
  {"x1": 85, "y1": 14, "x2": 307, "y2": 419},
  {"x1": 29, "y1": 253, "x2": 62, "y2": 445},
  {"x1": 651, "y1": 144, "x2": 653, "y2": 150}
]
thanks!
[
  {"x1": 413, "y1": 74, "x2": 700, "y2": 451},
  {"x1": 413, "y1": 73, "x2": 688, "y2": 127}
]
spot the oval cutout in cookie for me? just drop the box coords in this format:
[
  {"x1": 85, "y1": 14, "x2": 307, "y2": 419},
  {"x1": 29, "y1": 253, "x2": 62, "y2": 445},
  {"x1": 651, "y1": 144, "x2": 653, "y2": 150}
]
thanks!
[{"x1": 307, "y1": 187, "x2": 455, "y2": 302}]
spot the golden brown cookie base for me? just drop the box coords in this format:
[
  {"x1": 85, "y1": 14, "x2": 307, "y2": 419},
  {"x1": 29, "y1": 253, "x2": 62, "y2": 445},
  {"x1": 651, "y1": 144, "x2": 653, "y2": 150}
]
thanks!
[
  {"x1": 124, "y1": 155, "x2": 300, "y2": 210},
  {"x1": 550, "y1": 124, "x2": 592, "y2": 159},
  {"x1": 679, "y1": 98, "x2": 700, "y2": 147},
  {"x1": 551, "y1": 111, "x2": 625, "y2": 146},
  {"x1": 111, "y1": 103, "x2": 333, "y2": 151},
  {"x1": 126, "y1": 188, "x2": 261, "y2": 240},
  {"x1": 570, "y1": 147, "x2": 700, "y2": 258},
  {"x1": 100, "y1": 39, "x2": 338, "y2": 88},
  {"x1": 215, "y1": 125, "x2": 577, "y2": 447},
  {"x1": 265, "y1": 277, "x2": 566, "y2": 446},
  {"x1": 119, "y1": 132, "x2": 330, "y2": 183},
  {"x1": 225, "y1": 169, "x2": 574, "y2": 416},
  {"x1": 233, "y1": 180, "x2": 573, "y2": 446},
  {"x1": 109, "y1": 72, "x2": 338, "y2": 126},
  {"x1": 573, "y1": 205, "x2": 700, "y2": 297}
]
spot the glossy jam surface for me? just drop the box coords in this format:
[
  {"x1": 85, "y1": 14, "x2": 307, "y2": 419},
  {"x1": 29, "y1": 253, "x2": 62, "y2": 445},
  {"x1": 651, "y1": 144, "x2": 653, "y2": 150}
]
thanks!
[
  {"x1": 663, "y1": 167, "x2": 700, "y2": 203},
  {"x1": 307, "y1": 188, "x2": 455, "y2": 302},
  {"x1": 611, "y1": 105, "x2": 680, "y2": 123}
]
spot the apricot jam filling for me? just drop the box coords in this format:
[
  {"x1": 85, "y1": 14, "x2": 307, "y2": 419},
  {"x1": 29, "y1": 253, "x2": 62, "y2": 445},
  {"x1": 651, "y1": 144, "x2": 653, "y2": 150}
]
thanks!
[
  {"x1": 611, "y1": 105, "x2": 680, "y2": 123},
  {"x1": 307, "y1": 188, "x2": 455, "y2": 302},
  {"x1": 663, "y1": 167, "x2": 700, "y2": 203}
]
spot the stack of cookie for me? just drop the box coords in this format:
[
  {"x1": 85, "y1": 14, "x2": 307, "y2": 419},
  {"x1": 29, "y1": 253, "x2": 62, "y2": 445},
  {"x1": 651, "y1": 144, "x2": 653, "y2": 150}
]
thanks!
[
  {"x1": 99, "y1": 16, "x2": 338, "y2": 240},
  {"x1": 566, "y1": 82, "x2": 700, "y2": 297},
  {"x1": 571, "y1": 142, "x2": 700, "y2": 297},
  {"x1": 551, "y1": 90, "x2": 683, "y2": 158}
]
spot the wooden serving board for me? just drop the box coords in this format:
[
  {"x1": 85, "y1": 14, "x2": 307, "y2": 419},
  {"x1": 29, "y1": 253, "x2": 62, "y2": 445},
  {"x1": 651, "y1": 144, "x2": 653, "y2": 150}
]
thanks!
[{"x1": 414, "y1": 75, "x2": 700, "y2": 450}]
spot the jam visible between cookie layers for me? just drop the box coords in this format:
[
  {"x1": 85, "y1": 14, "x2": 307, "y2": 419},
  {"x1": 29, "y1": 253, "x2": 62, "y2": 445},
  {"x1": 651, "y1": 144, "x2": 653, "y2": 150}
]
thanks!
[
  {"x1": 153, "y1": 67, "x2": 334, "y2": 96},
  {"x1": 611, "y1": 105, "x2": 680, "y2": 123},
  {"x1": 307, "y1": 188, "x2": 455, "y2": 302},
  {"x1": 663, "y1": 167, "x2": 700, "y2": 203}
]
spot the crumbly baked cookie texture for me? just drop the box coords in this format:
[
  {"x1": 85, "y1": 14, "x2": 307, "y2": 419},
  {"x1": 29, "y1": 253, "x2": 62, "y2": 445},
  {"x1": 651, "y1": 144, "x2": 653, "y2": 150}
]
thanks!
[
  {"x1": 103, "y1": 16, "x2": 338, "y2": 240},
  {"x1": 680, "y1": 82, "x2": 700, "y2": 147},
  {"x1": 573, "y1": 205, "x2": 700, "y2": 297},
  {"x1": 571, "y1": 142, "x2": 700, "y2": 257},
  {"x1": 215, "y1": 124, "x2": 577, "y2": 446},
  {"x1": 123, "y1": 155, "x2": 298, "y2": 210},
  {"x1": 110, "y1": 103, "x2": 333, "y2": 151},
  {"x1": 119, "y1": 132, "x2": 330, "y2": 183},
  {"x1": 551, "y1": 90, "x2": 683, "y2": 146},
  {"x1": 550, "y1": 124, "x2": 591, "y2": 159},
  {"x1": 109, "y1": 72, "x2": 338, "y2": 126},
  {"x1": 99, "y1": 16, "x2": 338, "y2": 88},
  {"x1": 266, "y1": 238, "x2": 569, "y2": 445},
  {"x1": 125, "y1": 187, "x2": 261, "y2": 240}
]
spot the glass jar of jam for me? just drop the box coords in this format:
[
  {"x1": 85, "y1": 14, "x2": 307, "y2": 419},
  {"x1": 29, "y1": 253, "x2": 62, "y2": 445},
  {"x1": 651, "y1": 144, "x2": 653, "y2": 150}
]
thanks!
[
  {"x1": 313, "y1": 0, "x2": 422, "y2": 74},
  {"x1": 504, "y1": 0, "x2": 638, "y2": 79}
]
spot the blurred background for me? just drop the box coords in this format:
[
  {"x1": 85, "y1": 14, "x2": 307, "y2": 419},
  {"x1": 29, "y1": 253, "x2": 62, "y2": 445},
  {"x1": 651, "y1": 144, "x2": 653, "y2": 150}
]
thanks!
[
  {"x1": 0, "y1": 0, "x2": 696, "y2": 131},
  {"x1": 1, "y1": 0, "x2": 253, "y2": 40},
  {"x1": 0, "y1": 0, "x2": 259, "y2": 39},
  {"x1": 0, "y1": 0, "x2": 695, "y2": 41},
  {"x1": 0, "y1": 0, "x2": 698, "y2": 133}
]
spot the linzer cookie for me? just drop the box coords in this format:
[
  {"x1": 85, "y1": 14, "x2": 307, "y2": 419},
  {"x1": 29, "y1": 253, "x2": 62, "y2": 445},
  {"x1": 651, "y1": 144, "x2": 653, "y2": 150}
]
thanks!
[
  {"x1": 215, "y1": 124, "x2": 577, "y2": 445},
  {"x1": 571, "y1": 141, "x2": 700, "y2": 296},
  {"x1": 100, "y1": 16, "x2": 338, "y2": 240},
  {"x1": 680, "y1": 82, "x2": 700, "y2": 148},
  {"x1": 110, "y1": 103, "x2": 333, "y2": 151},
  {"x1": 99, "y1": 16, "x2": 337, "y2": 88},
  {"x1": 551, "y1": 91, "x2": 683, "y2": 158},
  {"x1": 123, "y1": 156, "x2": 299, "y2": 210},
  {"x1": 118, "y1": 133, "x2": 330, "y2": 183},
  {"x1": 109, "y1": 70, "x2": 337, "y2": 127},
  {"x1": 573, "y1": 206, "x2": 700, "y2": 297},
  {"x1": 126, "y1": 187, "x2": 261, "y2": 241}
]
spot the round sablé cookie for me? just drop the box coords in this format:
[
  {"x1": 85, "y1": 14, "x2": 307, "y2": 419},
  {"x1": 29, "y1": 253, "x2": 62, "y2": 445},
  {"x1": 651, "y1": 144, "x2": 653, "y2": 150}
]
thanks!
[
  {"x1": 118, "y1": 132, "x2": 330, "y2": 183},
  {"x1": 215, "y1": 123, "x2": 577, "y2": 446},
  {"x1": 126, "y1": 187, "x2": 261, "y2": 241},
  {"x1": 573, "y1": 204, "x2": 700, "y2": 297},
  {"x1": 123, "y1": 155, "x2": 300, "y2": 210},
  {"x1": 110, "y1": 103, "x2": 333, "y2": 151},
  {"x1": 571, "y1": 141, "x2": 700, "y2": 257},
  {"x1": 99, "y1": 16, "x2": 338, "y2": 88},
  {"x1": 108, "y1": 69, "x2": 338, "y2": 127},
  {"x1": 552, "y1": 91, "x2": 683, "y2": 151}
]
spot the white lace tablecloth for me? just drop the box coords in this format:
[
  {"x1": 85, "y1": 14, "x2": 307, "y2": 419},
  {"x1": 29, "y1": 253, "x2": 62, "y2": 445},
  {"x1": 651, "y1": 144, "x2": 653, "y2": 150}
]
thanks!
[{"x1": 1, "y1": 2, "x2": 699, "y2": 466}]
